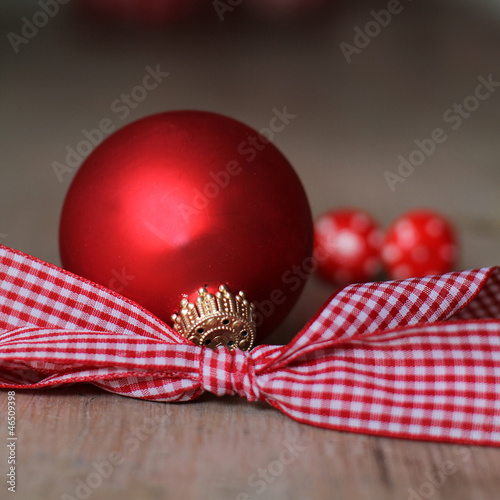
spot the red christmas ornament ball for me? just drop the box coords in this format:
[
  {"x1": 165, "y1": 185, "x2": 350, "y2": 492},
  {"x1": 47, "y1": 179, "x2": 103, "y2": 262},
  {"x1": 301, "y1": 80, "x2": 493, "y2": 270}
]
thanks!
[
  {"x1": 381, "y1": 209, "x2": 457, "y2": 280},
  {"x1": 314, "y1": 208, "x2": 382, "y2": 286},
  {"x1": 59, "y1": 111, "x2": 313, "y2": 341}
]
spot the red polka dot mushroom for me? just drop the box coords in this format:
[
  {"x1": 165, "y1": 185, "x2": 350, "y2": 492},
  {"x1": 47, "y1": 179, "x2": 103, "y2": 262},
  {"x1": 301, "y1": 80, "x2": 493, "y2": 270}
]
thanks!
[
  {"x1": 381, "y1": 209, "x2": 457, "y2": 280},
  {"x1": 314, "y1": 208, "x2": 383, "y2": 286}
]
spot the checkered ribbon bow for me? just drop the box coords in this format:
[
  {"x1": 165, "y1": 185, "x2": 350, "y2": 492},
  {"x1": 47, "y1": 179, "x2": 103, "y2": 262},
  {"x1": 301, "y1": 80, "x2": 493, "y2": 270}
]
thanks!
[{"x1": 1, "y1": 245, "x2": 500, "y2": 446}]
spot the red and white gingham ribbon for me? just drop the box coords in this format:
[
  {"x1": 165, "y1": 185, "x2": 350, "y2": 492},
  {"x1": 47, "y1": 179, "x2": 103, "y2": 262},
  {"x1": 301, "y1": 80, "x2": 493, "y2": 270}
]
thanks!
[{"x1": 1, "y1": 244, "x2": 500, "y2": 446}]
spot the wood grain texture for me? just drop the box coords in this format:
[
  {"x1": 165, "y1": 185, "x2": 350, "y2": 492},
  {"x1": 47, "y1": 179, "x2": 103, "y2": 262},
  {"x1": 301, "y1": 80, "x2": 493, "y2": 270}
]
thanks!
[{"x1": 1, "y1": 0, "x2": 500, "y2": 498}]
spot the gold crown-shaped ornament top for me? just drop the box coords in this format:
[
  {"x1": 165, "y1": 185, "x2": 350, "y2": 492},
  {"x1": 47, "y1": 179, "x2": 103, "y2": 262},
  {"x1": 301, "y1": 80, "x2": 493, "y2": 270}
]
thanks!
[{"x1": 171, "y1": 285, "x2": 256, "y2": 351}]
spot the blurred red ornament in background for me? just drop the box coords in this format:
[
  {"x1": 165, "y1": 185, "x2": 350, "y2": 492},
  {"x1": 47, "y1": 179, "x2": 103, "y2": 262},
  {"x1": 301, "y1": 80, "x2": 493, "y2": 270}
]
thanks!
[
  {"x1": 246, "y1": 0, "x2": 331, "y2": 18},
  {"x1": 381, "y1": 209, "x2": 458, "y2": 280},
  {"x1": 77, "y1": 0, "x2": 333, "y2": 25},
  {"x1": 314, "y1": 208, "x2": 383, "y2": 286},
  {"x1": 77, "y1": 0, "x2": 203, "y2": 26},
  {"x1": 59, "y1": 111, "x2": 313, "y2": 341}
]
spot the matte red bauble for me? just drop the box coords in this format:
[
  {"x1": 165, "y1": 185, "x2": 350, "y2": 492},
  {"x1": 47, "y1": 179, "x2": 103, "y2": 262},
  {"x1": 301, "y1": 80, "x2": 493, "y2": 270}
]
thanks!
[{"x1": 59, "y1": 111, "x2": 313, "y2": 345}]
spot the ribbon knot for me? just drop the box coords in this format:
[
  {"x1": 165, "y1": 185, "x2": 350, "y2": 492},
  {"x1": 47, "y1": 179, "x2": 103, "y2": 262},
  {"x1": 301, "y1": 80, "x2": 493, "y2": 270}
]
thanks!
[{"x1": 199, "y1": 347, "x2": 260, "y2": 402}]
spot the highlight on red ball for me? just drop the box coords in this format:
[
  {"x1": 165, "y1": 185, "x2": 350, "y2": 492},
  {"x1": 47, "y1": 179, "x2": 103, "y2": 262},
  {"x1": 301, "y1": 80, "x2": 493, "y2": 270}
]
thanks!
[
  {"x1": 381, "y1": 209, "x2": 458, "y2": 280},
  {"x1": 313, "y1": 208, "x2": 383, "y2": 286}
]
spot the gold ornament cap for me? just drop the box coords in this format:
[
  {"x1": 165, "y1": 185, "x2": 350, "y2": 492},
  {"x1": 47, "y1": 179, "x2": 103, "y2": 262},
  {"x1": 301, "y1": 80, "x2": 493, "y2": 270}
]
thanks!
[{"x1": 171, "y1": 285, "x2": 256, "y2": 351}]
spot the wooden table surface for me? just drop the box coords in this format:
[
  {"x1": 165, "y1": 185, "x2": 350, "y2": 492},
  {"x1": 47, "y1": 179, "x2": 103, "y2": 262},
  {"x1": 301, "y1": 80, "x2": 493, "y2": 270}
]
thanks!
[{"x1": 1, "y1": 0, "x2": 500, "y2": 498}]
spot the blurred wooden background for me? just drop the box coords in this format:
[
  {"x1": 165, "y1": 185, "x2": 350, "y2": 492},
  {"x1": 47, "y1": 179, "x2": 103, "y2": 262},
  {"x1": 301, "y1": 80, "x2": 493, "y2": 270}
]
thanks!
[{"x1": 1, "y1": 0, "x2": 500, "y2": 498}]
